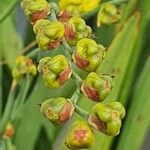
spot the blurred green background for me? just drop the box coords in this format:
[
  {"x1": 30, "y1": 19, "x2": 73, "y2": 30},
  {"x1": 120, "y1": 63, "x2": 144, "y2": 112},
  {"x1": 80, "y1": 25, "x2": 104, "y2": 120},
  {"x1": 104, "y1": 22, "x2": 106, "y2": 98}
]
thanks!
[{"x1": 0, "y1": 0, "x2": 150, "y2": 150}]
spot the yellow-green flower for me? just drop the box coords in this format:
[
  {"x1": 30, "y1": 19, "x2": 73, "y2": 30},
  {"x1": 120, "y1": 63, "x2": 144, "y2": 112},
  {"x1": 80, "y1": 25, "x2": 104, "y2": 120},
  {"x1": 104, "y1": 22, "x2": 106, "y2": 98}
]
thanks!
[
  {"x1": 64, "y1": 16, "x2": 92, "y2": 45},
  {"x1": 81, "y1": 72, "x2": 114, "y2": 102},
  {"x1": 58, "y1": 0, "x2": 100, "y2": 16},
  {"x1": 97, "y1": 3, "x2": 121, "y2": 27},
  {"x1": 3, "y1": 122, "x2": 14, "y2": 139},
  {"x1": 88, "y1": 102, "x2": 125, "y2": 136},
  {"x1": 33, "y1": 19, "x2": 65, "y2": 50},
  {"x1": 12, "y1": 55, "x2": 37, "y2": 84},
  {"x1": 65, "y1": 121, "x2": 95, "y2": 149},
  {"x1": 21, "y1": 0, "x2": 51, "y2": 23},
  {"x1": 40, "y1": 97, "x2": 74, "y2": 124},
  {"x1": 73, "y1": 38, "x2": 106, "y2": 72},
  {"x1": 38, "y1": 55, "x2": 72, "y2": 88}
]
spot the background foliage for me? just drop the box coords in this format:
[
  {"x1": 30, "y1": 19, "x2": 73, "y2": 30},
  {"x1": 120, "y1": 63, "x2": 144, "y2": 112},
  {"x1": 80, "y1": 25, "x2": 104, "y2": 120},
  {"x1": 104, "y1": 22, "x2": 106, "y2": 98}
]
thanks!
[{"x1": 0, "y1": 0, "x2": 150, "y2": 150}]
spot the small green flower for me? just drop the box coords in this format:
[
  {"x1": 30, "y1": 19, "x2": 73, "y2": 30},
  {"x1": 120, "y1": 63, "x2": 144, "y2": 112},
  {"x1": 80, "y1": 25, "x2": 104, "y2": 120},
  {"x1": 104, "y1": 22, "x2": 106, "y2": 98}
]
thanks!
[
  {"x1": 38, "y1": 55, "x2": 72, "y2": 88},
  {"x1": 88, "y1": 102, "x2": 125, "y2": 136},
  {"x1": 3, "y1": 122, "x2": 14, "y2": 139},
  {"x1": 40, "y1": 97, "x2": 74, "y2": 124},
  {"x1": 73, "y1": 38, "x2": 106, "y2": 72},
  {"x1": 33, "y1": 19, "x2": 65, "y2": 50},
  {"x1": 65, "y1": 121, "x2": 95, "y2": 149},
  {"x1": 12, "y1": 55, "x2": 37, "y2": 84},
  {"x1": 64, "y1": 16, "x2": 92, "y2": 45},
  {"x1": 81, "y1": 72, "x2": 114, "y2": 102},
  {"x1": 21, "y1": 0, "x2": 51, "y2": 23},
  {"x1": 97, "y1": 3, "x2": 121, "y2": 27},
  {"x1": 58, "y1": 0, "x2": 100, "y2": 16}
]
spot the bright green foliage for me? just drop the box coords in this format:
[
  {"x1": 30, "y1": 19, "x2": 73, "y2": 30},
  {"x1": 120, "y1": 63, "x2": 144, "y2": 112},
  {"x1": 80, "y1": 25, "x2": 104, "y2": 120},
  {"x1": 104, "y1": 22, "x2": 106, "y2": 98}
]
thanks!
[{"x1": 0, "y1": 0, "x2": 150, "y2": 150}]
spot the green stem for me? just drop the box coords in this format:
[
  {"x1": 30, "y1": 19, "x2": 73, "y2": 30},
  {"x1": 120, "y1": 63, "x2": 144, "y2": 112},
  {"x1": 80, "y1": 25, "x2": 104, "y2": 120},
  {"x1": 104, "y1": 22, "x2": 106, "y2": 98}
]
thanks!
[
  {"x1": 71, "y1": 88, "x2": 80, "y2": 104},
  {"x1": 62, "y1": 39, "x2": 83, "y2": 86},
  {"x1": 27, "y1": 48, "x2": 41, "y2": 57},
  {"x1": 19, "y1": 75, "x2": 30, "y2": 105},
  {"x1": 11, "y1": 75, "x2": 31, "y2": 120},
  {"x1": 49, "y1": 3, "x2": 83, "y2": 86},
  {"x1": 50, "y1": 2, "x2": 58, "y2": 21},
  {"x1": 0, "y1": 0, "x2": 21, "y2": 24},
  {"x1": 4, "y1": 139, "x2": 14, "y2": 150},
  {"x1": 70, "y1": 89, "x2": 89, "y2": 119},
  {"x1": 108, "y1": 0, "x2": 127, "y2": 5},
  {"x1": 75, "y1": 105, "x2": 89, "y2": 120},
  {"x1": 0, "y1": 82, "x2": 16, "y2": 136}
]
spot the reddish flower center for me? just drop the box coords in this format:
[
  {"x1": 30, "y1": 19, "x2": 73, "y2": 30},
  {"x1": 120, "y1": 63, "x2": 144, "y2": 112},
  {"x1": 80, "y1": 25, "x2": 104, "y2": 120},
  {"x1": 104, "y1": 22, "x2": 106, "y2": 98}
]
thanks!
[
  {"x1": 58, "y1": 10, "x2": 72, "y2": 22},
  {"x1": 75, "y1": 129, "x2": 87, "y2": 141},
  {"x1": 82, "y1": 84, "x2": 99, "y2": 101},
  {"x1": 31, "y1": 8, "x2": 49, "y2": 23},
  {"x1": 64, "y1": 24, "x2": 75, "y2": 41},
  {"x1": 58, "y1": 68, "x2": 72, "y2": 85},
  {"x1": 74, "y1": 52, "x2": 89, "y2": 69},
  {"x1": 59, "y1": 102, "x2": 74, "y2": 123}
]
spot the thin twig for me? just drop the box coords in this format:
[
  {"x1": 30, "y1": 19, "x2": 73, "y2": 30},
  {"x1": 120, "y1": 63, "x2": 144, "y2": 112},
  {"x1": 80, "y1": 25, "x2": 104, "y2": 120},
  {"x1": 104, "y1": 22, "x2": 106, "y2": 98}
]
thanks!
[
  {"x1": 21, "y1": 40, "x2": 37, "y2": 54},
  {"x1": 0, "y1": 82, "x2": 16, "y2": 136}
]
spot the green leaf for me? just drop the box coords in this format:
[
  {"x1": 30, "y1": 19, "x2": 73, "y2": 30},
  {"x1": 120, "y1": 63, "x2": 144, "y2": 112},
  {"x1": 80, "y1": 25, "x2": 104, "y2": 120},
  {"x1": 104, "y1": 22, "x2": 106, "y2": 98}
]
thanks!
[
  {"x1": 116, "y1": 56, "x2": 150, "y2": 150},
  {"x1": 87, "y1": 11, "x2": 140, "y2": 150},
  {"x1": 15, "y1": 77, "x2": 76, "y2": 150},
  {"x1": 0, "y1": 15, "x2": 22, "y2": 69},
  {"x1": 0, "y1": 64, "x2": 2, "y2": 116}
]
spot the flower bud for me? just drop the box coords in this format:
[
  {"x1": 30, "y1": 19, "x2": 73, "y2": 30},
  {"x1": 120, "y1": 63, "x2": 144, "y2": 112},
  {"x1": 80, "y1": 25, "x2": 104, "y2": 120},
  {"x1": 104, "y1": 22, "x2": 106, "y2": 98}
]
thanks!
[
  {"x1": 3, "y1": 123, "x2": 14, "y2": 139},
  {"x1": 88, "y1": 102, "x2": 125, "y2": 136},
  {"x1": 97, "y1": 3, "x2": 121, "y2": 27},
  {"x1": 12, "y1": 55, "x2": 37, "y2": 84},
  {"x1": 40, "y1": 97, "x2": 74, "y2": 124},
  {"x1": 73, "y1": 38, "x2": 106, "y2": 72},
  {"x1": 21, "y1": 0, "x2": 51, "y2": 23},
  {"x1": 65, "y1": 121, "x2": 95, "y2": 149},
  {"x1": 64, "y1": 16, "x2": 92, "y2": 45},
  {"x1": 33, "y1": 19, "x2": 65, "y2": 50},
  {"x1": 58, "y1": 0, "x2": 100, "y2": 16},
  {"x1": 38, "y1": 55, "x2": 72, "y2": 88},
  {"x1": 81, "y1": 72, "x2": 113, "y2": 102}
]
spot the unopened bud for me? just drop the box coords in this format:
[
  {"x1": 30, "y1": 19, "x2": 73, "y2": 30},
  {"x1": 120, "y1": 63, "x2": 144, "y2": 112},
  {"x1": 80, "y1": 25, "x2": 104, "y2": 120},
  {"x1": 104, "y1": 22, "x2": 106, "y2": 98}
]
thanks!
[
  {"x1": 12, "y1": 55, "x2": 37, "y2": 84},
  {"x1": 88, "y1": 102, "x2": 125, "y2": 136},
  {"x1": 21, "y1": 0, "x2": 51, "y2": 23},
  {"x1": 81, "y1": 72, "x2": 113, "y2": 102},
  {"x1": 33, "y1": 19, "x2": 65, "y2": 50},
  {"x1": 38, "y1": 55, "x2": 72, "y2": 88},
  {"x1": 64, "y1": 16, "x2": 92, "y2": 46},
  {"x1": 3, "y1": 123, "x2": 14, "y2": 139},
  {"x1": 40, "y1": 97, "x2": 74, "y2": 124},
  {"x1": 58, "y1": 0, "x2": 100, "y2": 16},
  {"x1": 65, "y1": 121, "x2": 95, "y2": 149},
  {"x1": 97, "y1": 3, "x2": 121, "y2": 27},
  {"x1": 73, "y1": 38, "x2": 106, "y2": 72}
]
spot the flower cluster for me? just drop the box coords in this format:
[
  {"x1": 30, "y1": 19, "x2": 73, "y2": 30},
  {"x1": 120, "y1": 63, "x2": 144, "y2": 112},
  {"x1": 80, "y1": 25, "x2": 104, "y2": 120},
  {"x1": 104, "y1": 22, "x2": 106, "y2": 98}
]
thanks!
[
  {"x1": 20, "y1": 0, "x2": 125, "y2": 149},
  {"x1": 12, "y1": 55, "x2": 37, "y2": 84}
]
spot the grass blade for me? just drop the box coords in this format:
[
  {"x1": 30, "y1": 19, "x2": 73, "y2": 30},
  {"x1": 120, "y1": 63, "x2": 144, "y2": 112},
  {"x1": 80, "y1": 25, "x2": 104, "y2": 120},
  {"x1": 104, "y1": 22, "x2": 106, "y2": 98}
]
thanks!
[{"x1": 116, "y1": 56, "x2": 150, "y2": 150}]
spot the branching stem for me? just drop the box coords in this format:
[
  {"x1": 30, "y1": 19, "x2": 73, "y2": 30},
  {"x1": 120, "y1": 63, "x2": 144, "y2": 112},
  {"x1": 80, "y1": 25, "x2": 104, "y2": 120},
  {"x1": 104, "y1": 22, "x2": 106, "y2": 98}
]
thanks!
[{"x1": 0, "y1": 82, "x2": 16, "y2": 136}]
